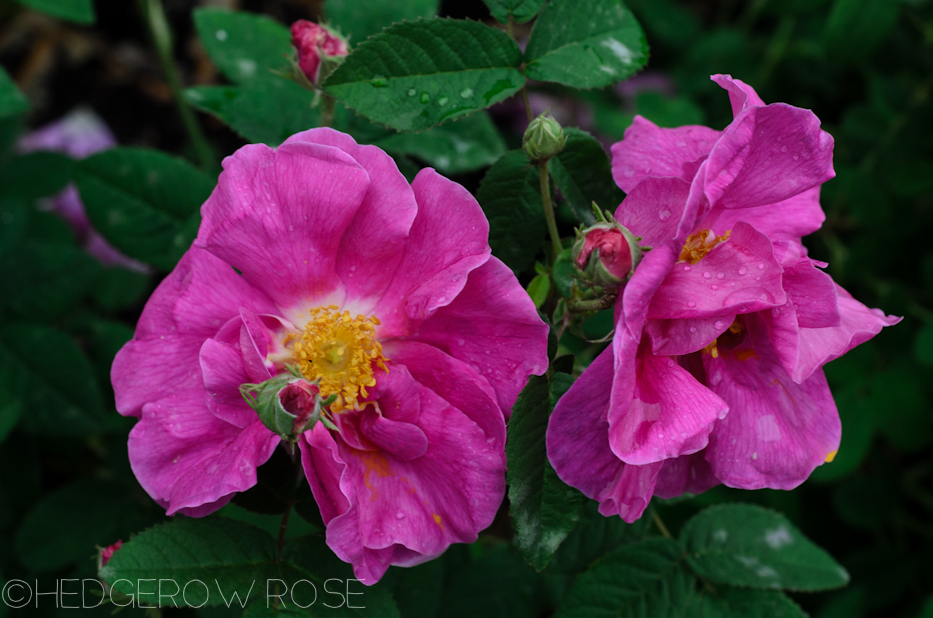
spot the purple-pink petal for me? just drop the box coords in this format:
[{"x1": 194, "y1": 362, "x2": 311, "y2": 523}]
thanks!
[
  {"x1": 711, "y1": 74, "x2": 767, "y2": 116},
  {"x1": 611, "y1": 116, "x2": 719, "y2": 193}
]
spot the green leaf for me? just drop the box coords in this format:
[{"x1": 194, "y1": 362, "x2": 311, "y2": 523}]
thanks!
[
  {"x1": 0, "y1": 199, "x2": 28, "y2": 258},
  {"x1": 91, "y1": 267, "x2": 152, "y2": 312},
  {"x1": 681, "y1": 504, "x2": 849, "y2": 591},
  {"x1": 0, "y1": 66, "x2": 28, "y2": 119},
  {"x1": 0, "y1": 241, "x2": 99, "y2": 320},
  {"x1": 476, "y1": 151, "x2": 547, "y2": 274},
  {"x1": 375, "y1": 112, "x2": 506, "y2": 173},
  {"x1": 869, "y1": 365, "x2": 933, "y2": 452},
  {"x1": 327, "y1": 0, "x2": 439, "y2": 42},
  {"x1": 75, "y1": 148, "x2": 214, "y2": 270},
  {"x1": 194, "y1": 8, "x2": 294, "y2": 84},
  {"x1": 507, "y1": 372, "x2": 585, "y2": 569},
  {"x1": 484, "y1": 0, "x2": 546, "y2": 24},
  {"x1": 526, "y1": 274, "x2": 550, "y2": 308},
  {"x1": 15, "y1": 479, "x2": 149, "y2": 571},
  {"x1": 390, "y1": 560, "x2": 443, "y2": 618},
  {"x1": 185, "y1": 81, "x2": 319, "y2": 146},
  {"x1": 324, "y1": 19, "x2": 524, "y2": 132},
  {"x1": 0, "y1": 324, "x2": 107, "y2": 435},
  {"x1": 101, "y1": 518, "x2": 280, "y2": 608},
  {"x1": 0, "y1": 152, "x2": 75, "y2": 201},
  {"x1": 0, "y1": 384, "x2": 21, "y2": 444},
  {"x1": 280, "y1": 535, "x2": 401, "y2": 617},
  {"x1": 549, "y1": 129, "x2": 624, "y2": 225},
  {"x1": 15, "y1": 0, "x2": 94, "y2": 23},
  {"x1": 553, "y1": 537, "x2": 695, "y2": 618},
  {"x1": 546, "y1": 500, "x2": 653, "y2": 578},
  {"x1": 552, "y1": 248, "x2": 577, "y2": 299},
  {"x1": 696, "y1": 586, "x2": 806, "y2": 618},
  {"x1": 524, "y1": 0, "x2": 648, "y2": 89}
]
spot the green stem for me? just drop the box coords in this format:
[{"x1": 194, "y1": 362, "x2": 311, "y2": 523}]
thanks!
[
  {"x1": 321, "y1": 94, "x2": 336, "y2": 128},
  {"x1": 137, "y1": 0, "x2": 214, "y2": 171},
  {"x1": 567, "y1": 292, "x2": 618, "y2": 313},
  {"x1": 652, "y1": 509, "x2": 672, "y2": 539},
  {"x1": 539, "y1": 161, "x2": 563, "y2": 261}
]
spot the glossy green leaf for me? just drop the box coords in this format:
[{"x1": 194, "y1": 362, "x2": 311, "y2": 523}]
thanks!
[
  {"x1": 681, "y1": 504, "x2": 849, "y2": 591},
  {"x1": 552, "y1": 248, "x2": 577, "y2": 299},
  {"x1": 476, "y1": 151, "x2": 547, "y2": 274},
  {"x1": 75, "y1": 148, "x2": 214, "y2": 270},
  {"x1": 324, "y1": 19, "x2": 524, "y2": 131},
  {"x1": 375, "y1": 112, "x2": 506, "y2": 173},
  {"x1": 194, "y1": 8, "x2": 294, "y2": 84},
  {"x1": 507, "y1": 372, "x2": 584, "y2": 569},
  {"x1": 484, "y1": 0, "x2": 546, "y2": 24},
  {"x1": 696, "y1": 586, "x2": 806, "y2": 618},
  {"x1": 101, "y1": 518, "x2": 279, "y2": 607},
  {"x1": 0, "y1": 325, "x2": 106, "y2": 435},
  {"x1": 553, "y1": 537, "x2": 695, "y2": 618},
  {"x1": 15, "y1": 0, "x2": 95, "y2": 23},
  {"x1": 15, "y1": 479, "x2": 149, "y2": 571},
  {"x1": 549, "y1": 128, "x2": 624, "y2": 225},
  {"x1": 326, "y1": 0, "x2": 438, "y2": 42},
  {"x1": 0, "y1": 66, "x2": 28, "y2": 119},
  {"x1": 524, "y1": 0, "x2": 648, "y2": 89},
  {"x1": 185, "y1": 82, "x2": 319, "y2": 146}
]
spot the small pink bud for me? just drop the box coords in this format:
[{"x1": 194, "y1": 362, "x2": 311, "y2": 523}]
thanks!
[
  {"x1": 99, "y1": 540, "x2": 122, "y2": 568},
  {"x1": 290, "y1": 20, "x2": 349, "y2": 85},
  {"x1": 577, "y1": 228, "x2": 633, "y2": 280},
  {"x1": 279, "y1": 381, "x2": 320, "y2": 432}
]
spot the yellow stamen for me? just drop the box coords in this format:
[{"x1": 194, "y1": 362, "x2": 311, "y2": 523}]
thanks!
[
  {"x1": 825, "y1": 450, "x2": 837, "y2": 463},
  {"x1": 702, "y1": 339, "x2": 719, "y2": 359},
  {"x1": 680, "y1": 229, "x2": 731, "y2": 264},
  {"x1": 290, "y1": 306, "x2": 388, "y2": 413}
]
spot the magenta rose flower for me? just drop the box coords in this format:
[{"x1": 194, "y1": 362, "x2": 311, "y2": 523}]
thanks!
[
  {"x1": 112, "y1": 128, "x2": 549, "y2": 583},
  {"x1": 546, "y1": 75, "x2": 899, "y2": 522}
]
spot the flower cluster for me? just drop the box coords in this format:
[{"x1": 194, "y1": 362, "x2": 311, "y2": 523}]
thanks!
[
  {"x1": 111, "y1": 128, "x2": 549, "y2": 584},
  {"x1": 546, "y1": 75, "x2": 899, "y2": 522}
]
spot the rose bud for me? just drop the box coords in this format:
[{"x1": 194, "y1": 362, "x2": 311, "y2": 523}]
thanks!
[
  {"x1": 522, "y1": 112, "x2": 566, "y2": 161},
  {"x1": 240, "y1": 369, "x2": 333, "y2": 444},
  {"x1": 572, "y1": 214, "x2": 644, "y2": 291},
  {"x1": 290, "y1": 20, "x2": 349, "y2": 85}
]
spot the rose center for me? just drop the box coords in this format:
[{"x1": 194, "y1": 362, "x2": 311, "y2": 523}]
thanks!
[
  {"x1": 286, "y1": 305, "x2": 388, "y2": 413},
  {"x1": 680, "y1": 229, "x2": 731, "y2": 264}
]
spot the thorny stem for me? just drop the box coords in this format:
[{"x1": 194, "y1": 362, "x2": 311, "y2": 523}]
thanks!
[
  {"x1": 137, "y1": 0, "x2": 214, "y2": 171},
  {"x1": 539, "y1": 161, "x2": 563, "y2": 261}
]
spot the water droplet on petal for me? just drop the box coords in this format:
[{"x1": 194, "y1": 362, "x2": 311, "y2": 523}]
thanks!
[
  {"x1": 683, "y1": 265, "x2": 692, "y2": 272},
  {"x1": 780, "y1": 145, "x2": 788, "y2": 152},
  {"x1": 738, "y1": 266, "x2": 747, "y2": 275},
  {"x1": 772, "y1": 308, "x2": 781, "y2": 316},
  {"x1": 703, "y1": 271, "x2": 712, "y2": 279},
  {"x1": 659, "y1": 209, "x2": 671, "y2": 221},
  {"x1": 710, "y1": 373, "x2": 723, "y2": 386},
  {"x1": 757, "y1": 262, "x2": 765, "y2": 270},
  {"x1": 689, "y1": 326, "x2": 697, "y2": 333},
  {"x1": 716, "y1": 272, "x2": 725, "y2": 280},
  {"x1": 793, "y1": 154, "x2": 800, "y2": 161},
  {"x1": 714, "y1": 321, "x2": 724, "y2": 329},
  {"x1": 711, "y1": 285, "x2": 719, "y2": 290},
  {"x1": 688, "y1": 300, "x2": 697, "y2": 308}
]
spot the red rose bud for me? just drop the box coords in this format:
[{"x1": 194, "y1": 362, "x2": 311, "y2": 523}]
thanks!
[
  {"x1": 240, "y1": 368, "x2": 334, "y2": 443},
  {"x1": 290, "y1": 20, "x2": 349, "y2": 85},
  {"x1": 98, "y1": 540, "x2": 122, "y2": 569},
  {"x1": 572, "y1": 213, "x2": 644, "y2": 291}
]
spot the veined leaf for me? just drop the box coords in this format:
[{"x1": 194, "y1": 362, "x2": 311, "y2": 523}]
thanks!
[
  {"x1": 194, "y1": 8, "x2": 294, "y2": 84},
  {"x1": 524, "y1": 0, "x2": 648, "y2": 89},
  {"x1": 324, "y1": 19, "x2": 524, "y2": 131}
]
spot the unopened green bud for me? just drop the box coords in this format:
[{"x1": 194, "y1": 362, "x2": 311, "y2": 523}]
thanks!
[
  {"x1": 240, "y1": 367, "x2": 328, "y2": 444},
  {"x1": 522, "y1": 113, "x2": 566, "y2": 161}
]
